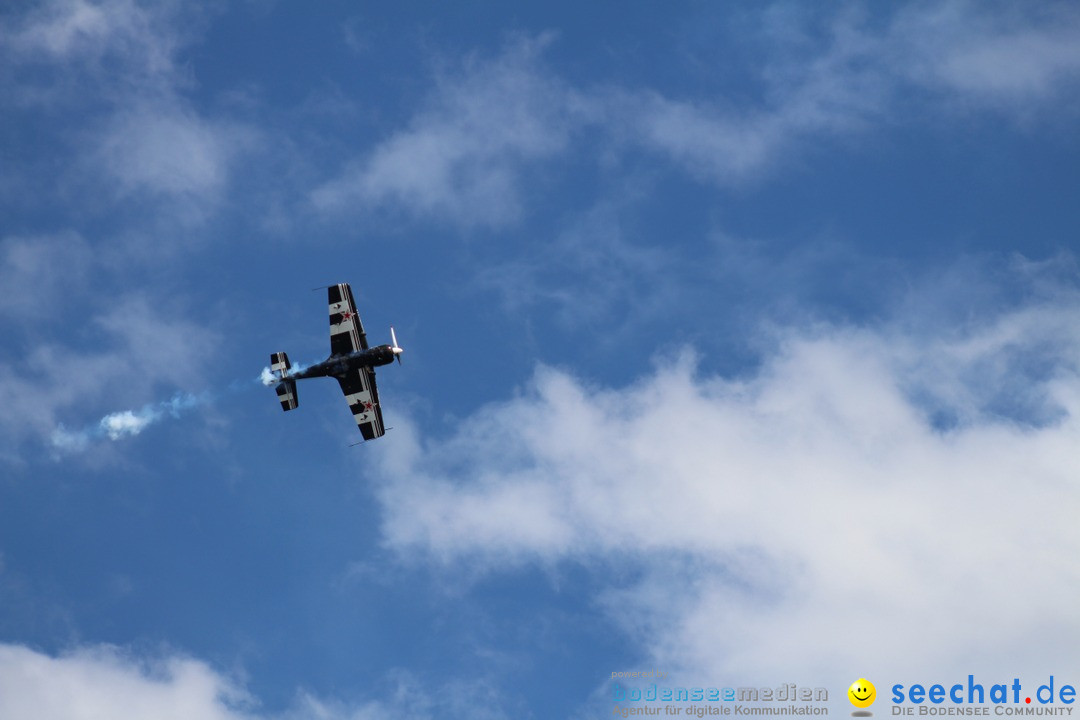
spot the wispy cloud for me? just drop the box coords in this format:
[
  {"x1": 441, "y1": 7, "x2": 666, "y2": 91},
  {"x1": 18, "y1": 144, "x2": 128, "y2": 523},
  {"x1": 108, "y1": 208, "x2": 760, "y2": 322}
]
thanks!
[
  {"x1": 0, "y1": 232, "x2": 93, "y2": 321},
  {"x1": 0, "y1": 643, "x2": 515, "y2": 720},
  {"x1": 622, "y1": 1, "x2": 1080, "y2": 182},
  {"x1": 0, "y1": 0, "x2": 183, "y2": 94},
  {"x1": 893, "y1": 0, "x2": 1080, "y2": 107},
  {"x1": 472, "y1": 191, "x2": 679, "y2": 330},
  {"x1": 0, "y1": 0, "x2": 251, "y2": 218},
  {"x1": 311, "y1": 34, "x2": 593, "y2": 228},
  {"x1": 90, "y1": 100, "x2": 246, "y2": 203},
  {"x1": 312, "y1": 4, "x2": 1080, "y2": 228},
  {"x1": 0, "y1": 294, "x2": 219, "y2": 461}
]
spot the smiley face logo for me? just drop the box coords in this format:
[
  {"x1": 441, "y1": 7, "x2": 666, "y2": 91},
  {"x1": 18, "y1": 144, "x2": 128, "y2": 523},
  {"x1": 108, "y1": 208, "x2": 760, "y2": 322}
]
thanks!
[{"x1": 848, "y1": 678, "x2": 876, "y2": 709}]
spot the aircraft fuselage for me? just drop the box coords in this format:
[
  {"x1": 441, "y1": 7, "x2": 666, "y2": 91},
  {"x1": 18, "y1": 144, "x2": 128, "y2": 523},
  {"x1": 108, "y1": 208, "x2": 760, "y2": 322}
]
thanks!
[{"x1": 292, "y1": 345, "x2": 397, "y2": 381}]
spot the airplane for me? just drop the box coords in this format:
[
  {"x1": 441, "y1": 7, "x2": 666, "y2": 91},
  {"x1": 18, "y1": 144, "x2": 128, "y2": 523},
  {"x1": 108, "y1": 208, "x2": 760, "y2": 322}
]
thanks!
[{"x1": 269, "y1": 282, "x2": 402, "y2": 441}]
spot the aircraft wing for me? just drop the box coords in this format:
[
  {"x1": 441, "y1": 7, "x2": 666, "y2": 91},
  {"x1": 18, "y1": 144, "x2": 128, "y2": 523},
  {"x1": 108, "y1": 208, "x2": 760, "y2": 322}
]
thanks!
[
  {"x1": 328, "y1": 282, "x2": 369, "y2": 356},
  {"x1": 337, "y1": 366, "x2": 385, "y2": 441}
]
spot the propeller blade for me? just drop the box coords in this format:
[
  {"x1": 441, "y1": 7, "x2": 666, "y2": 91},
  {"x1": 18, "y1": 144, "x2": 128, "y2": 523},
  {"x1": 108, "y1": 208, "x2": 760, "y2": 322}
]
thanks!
[{"x1": 390, "y1": 326, "x2": 403, "y2": 364}]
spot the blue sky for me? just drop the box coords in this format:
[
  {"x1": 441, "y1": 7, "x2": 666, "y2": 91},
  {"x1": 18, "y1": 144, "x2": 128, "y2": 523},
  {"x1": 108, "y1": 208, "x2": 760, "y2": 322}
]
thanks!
[{"x1": 2, "y1": 1, "x2": 1080, "y2": 717}]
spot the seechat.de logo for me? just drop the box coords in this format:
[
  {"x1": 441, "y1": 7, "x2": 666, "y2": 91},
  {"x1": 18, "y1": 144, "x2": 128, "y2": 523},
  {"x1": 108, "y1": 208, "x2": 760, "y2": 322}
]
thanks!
[{"x1": 850, "y1": 679, "x2": 877, "y2": 715}]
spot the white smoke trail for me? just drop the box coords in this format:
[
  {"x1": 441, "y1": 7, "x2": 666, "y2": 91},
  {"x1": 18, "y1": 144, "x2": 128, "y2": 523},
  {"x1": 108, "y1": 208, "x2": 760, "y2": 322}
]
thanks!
[
  {"x1": 51, "y1": 360, "x2": 321, "y2": 454},
  {"x1": 50, "y1": 392, "x2": 211, "y2": 452}
]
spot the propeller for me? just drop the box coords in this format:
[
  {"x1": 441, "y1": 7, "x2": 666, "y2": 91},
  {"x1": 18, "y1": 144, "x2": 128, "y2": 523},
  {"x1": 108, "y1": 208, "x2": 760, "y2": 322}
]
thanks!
[{"x1": 390, "y1": 326, "x2": 403, "y2": 364}]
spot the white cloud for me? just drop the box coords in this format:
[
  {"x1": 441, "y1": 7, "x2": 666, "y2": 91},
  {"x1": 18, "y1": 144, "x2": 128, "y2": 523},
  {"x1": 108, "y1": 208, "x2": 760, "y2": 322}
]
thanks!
[
  {"x1": 624, "y1": 2, "x2": 1080, "y2": 183},
  {"x1": 0, "y1": 0, "x2": 184, "y2": 101},
  {"x1": 374, "y1": 294, "x2": 1080, "y2": 686},
  {"x1": 0, "y1": 644, "x2": 252, "y2": 720},
  {"x1": 281, "y1": 672, "x2": 513, "y2": 720},
  {"x1": 894, "y1": 1, "x2": 1080, "y2": 106},
  {"x1": 0, "y1": 233, "x2": 93, "y2": 321},
  {"x1": 10, "y1": 0, "x2": 115, "y2": 57},
  {"x1": 471, "y1": 191, "x2": 682, "y2": 333},
  {"x1": 0, "y1": 644, "x2": 513, "y2": 720},
  {"x1": 615, "y1": 93, "x2": 790, "y2": 185},
  {"x1": 312, "y1": 4, "x2": 1080, "y2": 225},
  {"x1": 91, "y1": 100, "x2": 244, "y2": 201},
  {"x1": 1, "y1": 1, "x2": 250, "y2": 210},
  {"x1": 311, "y1": 35, "x2": 593, "y2": 228},
  {"x1": 6, "y1": 3, "x2": 1077, "y2": 230}
]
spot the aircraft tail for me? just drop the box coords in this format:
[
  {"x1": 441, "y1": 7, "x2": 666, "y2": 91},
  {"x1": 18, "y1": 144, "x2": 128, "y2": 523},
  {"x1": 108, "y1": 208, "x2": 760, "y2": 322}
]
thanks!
[
  {"x1": 270, "y1": 352, "x2": 291, "y2": 376},
  {"x1": 270, "y1": 352, "x2": 298, "y2": 411},
  {"x1": 276, "y1": 378, "x2": 298, "y2": 411}
]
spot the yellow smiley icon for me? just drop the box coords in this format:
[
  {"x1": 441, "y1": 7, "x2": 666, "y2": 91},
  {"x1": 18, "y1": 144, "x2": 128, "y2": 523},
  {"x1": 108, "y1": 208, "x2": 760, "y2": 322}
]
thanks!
[{"x1": 848, "y1": 679, "x2": 876, "y2": 708}]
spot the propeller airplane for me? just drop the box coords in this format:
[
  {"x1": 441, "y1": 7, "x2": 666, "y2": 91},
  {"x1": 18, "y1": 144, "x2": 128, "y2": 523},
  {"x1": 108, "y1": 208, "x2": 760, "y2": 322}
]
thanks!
[{"x1": 269, "y1": 282, "x2": 402, "y2": 441}]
